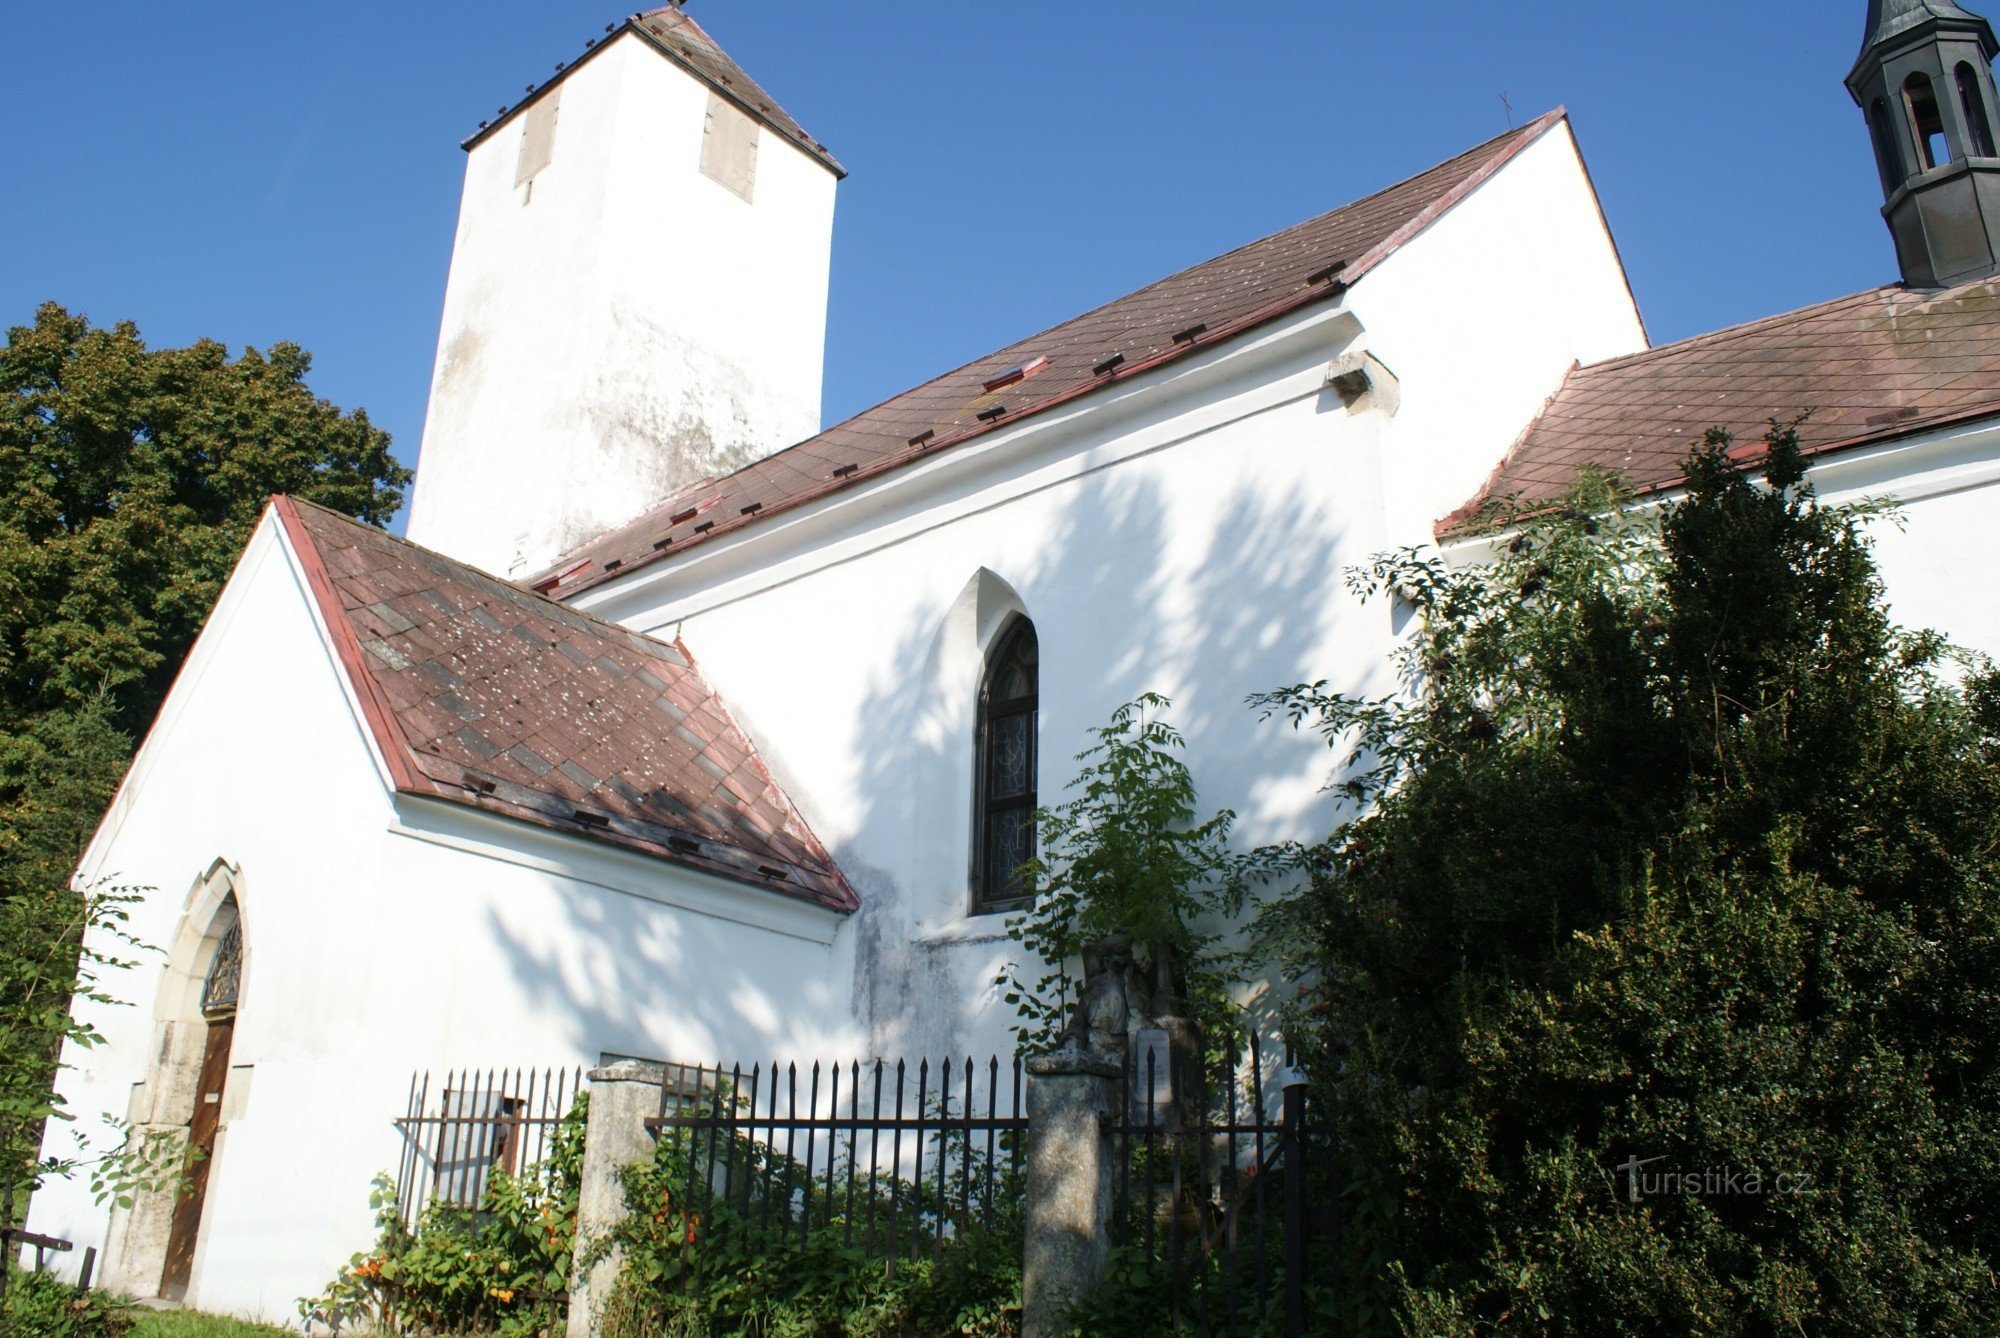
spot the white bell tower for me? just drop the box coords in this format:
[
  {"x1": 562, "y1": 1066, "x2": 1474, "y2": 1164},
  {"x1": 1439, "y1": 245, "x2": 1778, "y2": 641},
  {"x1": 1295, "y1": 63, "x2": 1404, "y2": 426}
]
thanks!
[{"x1": 405, "y1": 6, "x2": 842, "y2": 577}]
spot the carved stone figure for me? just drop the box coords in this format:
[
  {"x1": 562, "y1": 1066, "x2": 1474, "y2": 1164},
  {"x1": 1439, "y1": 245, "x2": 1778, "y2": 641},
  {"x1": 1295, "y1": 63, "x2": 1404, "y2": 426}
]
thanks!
[{"x1": 1061, "y1": 933, "x2": 1134, "y2": 1063}]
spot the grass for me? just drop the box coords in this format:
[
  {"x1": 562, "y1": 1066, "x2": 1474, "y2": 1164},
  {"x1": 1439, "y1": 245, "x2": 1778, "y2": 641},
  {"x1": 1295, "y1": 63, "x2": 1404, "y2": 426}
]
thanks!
[{"x1": 129, "y1": 1310, "x2": 293, "y2": 1338}]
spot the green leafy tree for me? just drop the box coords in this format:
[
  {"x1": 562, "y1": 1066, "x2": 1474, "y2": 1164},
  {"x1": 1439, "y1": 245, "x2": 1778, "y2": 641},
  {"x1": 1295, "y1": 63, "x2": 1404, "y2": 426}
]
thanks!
[
  {"x1": 997, "y1": 694, "x2": 1242, "y2": 1055},
  {"x1": 0, "y1": 301, "x2": 409, "y2": 1208},
  {"x1": 1255, "y1": 427, "x2": 2000, "y2": 1333}
]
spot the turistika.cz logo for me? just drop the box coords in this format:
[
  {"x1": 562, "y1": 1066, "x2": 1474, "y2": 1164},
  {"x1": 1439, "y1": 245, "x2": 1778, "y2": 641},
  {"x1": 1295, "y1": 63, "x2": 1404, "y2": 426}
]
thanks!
[{"x1": 1615, "y1": 1154, "x2": 1812, "y2": 1203}]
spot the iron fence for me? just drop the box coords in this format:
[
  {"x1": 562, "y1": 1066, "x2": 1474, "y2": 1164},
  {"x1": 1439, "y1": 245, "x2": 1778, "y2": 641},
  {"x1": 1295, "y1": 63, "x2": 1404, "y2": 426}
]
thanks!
[
  {"x1": 393, "y1": 1065, "x2": 585, "y2": 1228},
  {"x1": 644, "y1": 1055, "x2": 1026, "y2": 1276},
  {"x1": 1107, "y1": 1028, "x2": 1332, "y2": 1336}
]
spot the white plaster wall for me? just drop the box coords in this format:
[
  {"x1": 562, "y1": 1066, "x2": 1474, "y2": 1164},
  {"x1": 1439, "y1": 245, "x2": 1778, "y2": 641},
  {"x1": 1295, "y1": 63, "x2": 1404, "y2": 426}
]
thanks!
[
  {"x1": 566, "y1": 124, "x2": 1650, "y2": 1064},
  {"x1": 27, "y1": 516, "x2": 849, "y2": 1322},
  {"x1": 405, "y1": 32, "x2": 838, "y2": 577},
  {"x1": 663, "y1": 348, "x2": 1397, "y2": 1064},
  {"x1": 1809, "y1": 418, "x2": 2000, "y2": 657},
  {"x1": 373, "y1": 801, "x2": 846, "y2": 1072},
  {"x1": 1354, "y1": 121, "x2": 1650, "y2": 546},
  {"x1": 1866, "y1": 485, "x2": 2000, "y2": 653},
  {"x1": 25, "y1": 519, "x2": 400, "y2": 1314}
]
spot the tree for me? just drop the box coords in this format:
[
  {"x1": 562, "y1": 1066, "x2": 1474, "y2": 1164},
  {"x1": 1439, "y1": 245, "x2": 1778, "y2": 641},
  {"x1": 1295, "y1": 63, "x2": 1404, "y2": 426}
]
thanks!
[
  {"x1": 998, "y1": 694, "x2": 1242, "y2": 1055},
  {"x1": 0, "y1": 301, "x2": 410, "y2": 1205},
  {"x1": 1256, "y1": 428, "x2": 2000, "y2": 1333}
]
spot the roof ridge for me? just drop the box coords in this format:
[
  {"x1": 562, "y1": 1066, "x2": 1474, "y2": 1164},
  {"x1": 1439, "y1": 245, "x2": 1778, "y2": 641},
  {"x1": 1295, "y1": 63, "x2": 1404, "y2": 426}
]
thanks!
[
  {"x1": 967, "y1": 110, "x2": 1565, "y2": 357},
  {"x1": 543, "y1": 110, "x2": 1572, "y2": 572},
  {"x1": 1570, "y1": 283, "x2": 1908, "y2": 376},
  {"x1": 282, "y1": 496, "x2": 687, "y2": 659},
  {"x1": 464, "y1": 7, "x2": 843, "y2": 176}
]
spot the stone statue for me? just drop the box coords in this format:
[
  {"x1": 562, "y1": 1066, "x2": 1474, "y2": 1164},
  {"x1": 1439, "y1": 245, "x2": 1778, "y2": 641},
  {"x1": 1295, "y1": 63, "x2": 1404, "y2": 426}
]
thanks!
[{"x1": 1060, "y1": 933, "x2": 1134, "y2": 1063}]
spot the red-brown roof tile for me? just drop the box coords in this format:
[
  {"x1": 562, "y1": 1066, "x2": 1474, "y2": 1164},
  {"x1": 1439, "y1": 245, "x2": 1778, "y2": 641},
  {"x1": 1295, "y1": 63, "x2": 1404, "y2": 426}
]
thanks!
[
  {"x1": 465, "y1": 5, "x2": 843, "y2": 178},
  {"x1": 273, "y1": 496, "x2": 854, "y2": 912},
  {"x1": 537, "y1": 110, "x2": 1574, "y2": 597},
  {"x1": 1449, "y1": 277, "x2": 2000, "y2": 531}
]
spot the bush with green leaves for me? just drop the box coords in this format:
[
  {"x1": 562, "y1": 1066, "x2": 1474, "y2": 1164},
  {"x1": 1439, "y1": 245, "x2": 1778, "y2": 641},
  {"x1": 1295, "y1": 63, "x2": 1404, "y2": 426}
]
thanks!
[
  {"x1": 0, "y1": 1265, "x2": 136, "y2": 1338},
  {"x1": 300, "y1": 1093, "x2": 586, "y2": 1335},
  {"x1": 1, "y1": 877, "x2": 197, "y2": 1227},
  {"x1": 1253, "y1": 427, "x2": 2000, "y2": 1333},
  {"x1": 997, "y1": 694, "x2": 1243, "y2": 1055},
  {"x1": 600, "y1": 1095, "x2": 1022, "y2": 1337}
]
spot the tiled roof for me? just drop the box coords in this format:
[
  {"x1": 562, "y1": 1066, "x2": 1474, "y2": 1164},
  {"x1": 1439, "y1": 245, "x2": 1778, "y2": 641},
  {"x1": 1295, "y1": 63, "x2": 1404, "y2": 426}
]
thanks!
[
  {"x1": 1856, "y1": 0, "x2": 1994, "y2": 57},
  {"x1": 274, "y1": 497, "x2": 854, "y2": 911},
  {"x1": 464, "y1": 5, "x2": 843, "y2": 178},
  {"x1": 535, "y1": 110, "x2": 1573, "y2": 598},
  {"x1": 1449, "y1": 277, "x2": 2000, "y2": 531}
]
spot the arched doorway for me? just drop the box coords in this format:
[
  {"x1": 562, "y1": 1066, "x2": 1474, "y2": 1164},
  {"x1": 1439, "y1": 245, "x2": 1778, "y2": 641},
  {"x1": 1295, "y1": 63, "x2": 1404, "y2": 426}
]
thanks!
[{"x1": 158, "y1": 898, "x2": 240, "y2": 1298}]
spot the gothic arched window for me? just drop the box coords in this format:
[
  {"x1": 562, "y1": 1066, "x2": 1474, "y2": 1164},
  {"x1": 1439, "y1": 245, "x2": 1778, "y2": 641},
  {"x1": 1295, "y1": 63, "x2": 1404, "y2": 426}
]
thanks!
[
  {"x1": 1872, "y1": 98, "x2": 1906, "y2": 192},
  {"x1": 1960, "y1": 64, "x2": 1997, "y2": 158},
  {"x1": 201, "y1": 908, "x2": 242, "y2": 1019},
  {"x1": 972, "y1": 617, "x2": 1038, "y2": 914},
  {"x1": 1906, "y1": 71, "x2": 1951, "y2": 169}
]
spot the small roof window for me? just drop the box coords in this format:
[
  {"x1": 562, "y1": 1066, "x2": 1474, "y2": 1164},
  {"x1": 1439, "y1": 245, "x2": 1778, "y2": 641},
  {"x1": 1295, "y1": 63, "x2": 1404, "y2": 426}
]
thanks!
[{"x1": 982, "y1": 356, "x2": 1048, "y2": 393}]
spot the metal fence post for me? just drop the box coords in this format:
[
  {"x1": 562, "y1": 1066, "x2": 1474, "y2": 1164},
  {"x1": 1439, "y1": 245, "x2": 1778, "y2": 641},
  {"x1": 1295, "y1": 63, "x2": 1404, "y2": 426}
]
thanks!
[
  {"x1": 1282, "y1": 1067, "x2": 1307, "y2": 1337},
  {"x1": 1022, "y1": 1048, "x2": 1119, "y2": 1338}
]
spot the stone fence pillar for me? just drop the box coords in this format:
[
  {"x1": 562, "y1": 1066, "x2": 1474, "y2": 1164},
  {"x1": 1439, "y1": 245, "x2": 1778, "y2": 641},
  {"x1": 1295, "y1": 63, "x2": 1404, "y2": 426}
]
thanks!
[
  {"x1": 1021, "y1": 1048, "x2": 1119, "y2": 1338},
  {"x1": 566, "y1": 1062, "x2": 694, "y2": 1338}
]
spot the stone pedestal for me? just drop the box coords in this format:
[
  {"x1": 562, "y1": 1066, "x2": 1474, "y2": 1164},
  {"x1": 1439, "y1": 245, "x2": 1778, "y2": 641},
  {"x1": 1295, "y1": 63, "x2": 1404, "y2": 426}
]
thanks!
[
  {"x1": 1021, "y1": 1049, "x2": 1119, "y2": 1338},
  {"x1": 566, "y1": 1062, "x2": 686, "y2": 1338}
]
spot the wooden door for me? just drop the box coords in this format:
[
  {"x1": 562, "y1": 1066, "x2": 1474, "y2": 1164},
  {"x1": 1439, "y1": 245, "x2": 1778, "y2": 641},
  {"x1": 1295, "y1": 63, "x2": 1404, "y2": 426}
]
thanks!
[{"x1": 160, "y1": 1015, "x2": 233, "y2": 1298}]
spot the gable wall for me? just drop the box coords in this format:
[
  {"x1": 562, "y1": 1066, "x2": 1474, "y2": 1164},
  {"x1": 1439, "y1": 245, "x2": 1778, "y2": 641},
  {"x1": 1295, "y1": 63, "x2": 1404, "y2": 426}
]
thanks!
[
  {"x1": 26, "y1": 518, "x2": 845, "y2": 1321},
  {"x1": 27, "y1": 519, "x2": 400, "y2": 1312},
  {"x1": 1352, "y1": 120, "x2": 1649, "y2": 544}
]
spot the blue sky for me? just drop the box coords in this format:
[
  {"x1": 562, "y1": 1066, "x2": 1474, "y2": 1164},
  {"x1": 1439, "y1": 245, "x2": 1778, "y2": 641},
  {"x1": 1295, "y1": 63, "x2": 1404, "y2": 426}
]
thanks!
[{"x1": 4, "y1": 2, "x2": 1891, "y2": 522}]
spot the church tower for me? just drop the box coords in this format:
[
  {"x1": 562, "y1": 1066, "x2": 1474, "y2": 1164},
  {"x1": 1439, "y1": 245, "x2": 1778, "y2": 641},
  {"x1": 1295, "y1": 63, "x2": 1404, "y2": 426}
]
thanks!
[
  {"x1": 1849, "y1": 0, "x2": 2000, "y2": 287},
  {"x1": 404, "y1": 6, "x2": 842, "y2": 577}
]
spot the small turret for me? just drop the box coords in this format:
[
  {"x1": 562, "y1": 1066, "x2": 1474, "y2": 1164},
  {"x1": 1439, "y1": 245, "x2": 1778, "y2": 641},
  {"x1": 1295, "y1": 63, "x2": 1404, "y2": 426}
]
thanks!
[{"x1": 1848, "y1": 0, "x2": 2000, "y2": 286}]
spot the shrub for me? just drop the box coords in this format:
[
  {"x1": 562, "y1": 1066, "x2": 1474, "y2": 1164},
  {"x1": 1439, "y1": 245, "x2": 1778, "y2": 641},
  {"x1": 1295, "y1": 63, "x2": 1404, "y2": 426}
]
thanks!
[
  {"x1": 300, "y1": 1094, "x2": 586, "y2": 1335},
  {"x1": 601, "y1": 1096, "x2": 1021, "y2": 1337},
  {"x1": 1254, "y1": 428, "x2": 2000, "y2": 1332},
  {"x1": 0, "y1": 1266, "x2": 134, "y2": 1338},
  {"x1": 997, "y1": 694, "x2": 1243, "y2": 1056}
]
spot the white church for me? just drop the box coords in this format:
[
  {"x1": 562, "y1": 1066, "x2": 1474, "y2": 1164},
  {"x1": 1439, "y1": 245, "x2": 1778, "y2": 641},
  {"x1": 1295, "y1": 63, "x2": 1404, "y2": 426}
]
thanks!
[{"x1": 28, "y1": 0, "x2": 2000, "y2": 1318}]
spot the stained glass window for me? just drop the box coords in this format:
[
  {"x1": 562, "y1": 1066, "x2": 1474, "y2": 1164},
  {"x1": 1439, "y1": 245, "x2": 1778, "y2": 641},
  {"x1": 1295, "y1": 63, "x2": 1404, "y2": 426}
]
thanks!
[
  {"x1": 201, "y1": 916, "x2": 242, "y2": 1018},
  {"x1": 973, "y1": 618, "x2": 1038, "y2": 914}
]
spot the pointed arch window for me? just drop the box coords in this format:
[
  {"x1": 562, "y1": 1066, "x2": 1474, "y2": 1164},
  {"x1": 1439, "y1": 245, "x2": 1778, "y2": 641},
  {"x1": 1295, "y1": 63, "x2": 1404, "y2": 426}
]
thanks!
[
  {"x1": 201, "y1": 911, "x2": 242, "y2": 1018},
  {"x1": 1906, "y1": 71, "x2": 1952, "y2": 169},
  {"x1": 972, "y1": 617, "x2": 1038, "y2": 914},
  {"x1": 1960, "y1": 64, "x2": 1997, "y2": 158},
  {"x1": 1872, "y1": 98, "x2": 1906, "y2": 192}
]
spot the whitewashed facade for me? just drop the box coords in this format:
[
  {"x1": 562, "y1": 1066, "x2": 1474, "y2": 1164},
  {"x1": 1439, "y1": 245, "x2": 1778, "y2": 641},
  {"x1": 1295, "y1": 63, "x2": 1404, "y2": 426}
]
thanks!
[{"x1": 29, "y1": 4, "x2": 2000, "y2": 1324}]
